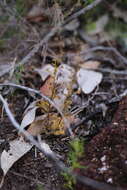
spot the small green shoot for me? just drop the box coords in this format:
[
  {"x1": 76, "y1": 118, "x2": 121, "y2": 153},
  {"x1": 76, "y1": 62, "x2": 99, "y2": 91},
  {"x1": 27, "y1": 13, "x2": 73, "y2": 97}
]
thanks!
[{"x1": 62, "y1": 138, "x2": 85, "y2": 189}]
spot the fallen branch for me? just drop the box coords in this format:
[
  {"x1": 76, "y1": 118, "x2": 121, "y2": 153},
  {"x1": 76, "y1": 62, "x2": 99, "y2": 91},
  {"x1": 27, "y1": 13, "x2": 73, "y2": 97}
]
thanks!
[
  {"x1": 64, "y1": 0, "x2": 103, "y2": 24},
  {"x1": 0, "y1": 94, "x2": 124, "y2": 190}
]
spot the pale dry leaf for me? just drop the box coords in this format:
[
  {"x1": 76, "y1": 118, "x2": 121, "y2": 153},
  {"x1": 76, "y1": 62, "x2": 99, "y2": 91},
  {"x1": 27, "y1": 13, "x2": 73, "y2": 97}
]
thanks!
[
  {"x1": 0, "y1": 137, "x2": 33, "y2": 176},
  {"x1": 35, "y1": 64, "x2": 55, "y2": 81},
  {"x1": 77, "y1": 69, "x2": 103, "y2": 94},
  {"x1": 20, "y1": 106, "x2": 38, "y2": 130},
  {"x1": 20, "y1": 100, "x2": 40, "y2": 130},
  {"x1": 80, "y1": 60, "x2": 101, "y2": 70}
]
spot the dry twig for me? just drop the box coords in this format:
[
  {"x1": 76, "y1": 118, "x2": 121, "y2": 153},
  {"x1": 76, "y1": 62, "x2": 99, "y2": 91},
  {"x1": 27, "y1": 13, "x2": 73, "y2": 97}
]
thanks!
[
  {"x1": 82, "y1": 46, "x2": 127, "y2": 65},
  {"x1": 97, "y1": 68, "x2": 127, "y2": 75},
  {"x1": 64, "y1": 0, "x2": 103, "y2": 24}
]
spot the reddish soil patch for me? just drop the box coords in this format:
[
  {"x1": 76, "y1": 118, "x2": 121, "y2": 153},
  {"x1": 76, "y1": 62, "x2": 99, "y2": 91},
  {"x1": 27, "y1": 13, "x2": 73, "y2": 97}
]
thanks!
[{"x1": 75, "y1": 97, "x2": 127, "y2": 190}]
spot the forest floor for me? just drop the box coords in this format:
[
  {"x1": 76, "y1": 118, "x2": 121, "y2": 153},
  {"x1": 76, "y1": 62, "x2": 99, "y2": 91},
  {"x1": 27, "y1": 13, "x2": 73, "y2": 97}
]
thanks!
[{"x1": 0, "y1": 1, "x2": 127, "y2": 190}]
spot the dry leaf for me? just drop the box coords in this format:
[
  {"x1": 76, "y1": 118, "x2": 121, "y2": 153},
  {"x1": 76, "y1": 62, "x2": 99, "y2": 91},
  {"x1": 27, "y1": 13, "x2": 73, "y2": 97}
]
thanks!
[
  {"x1": 80, "y1": 61, "x2": 101, "y2": 70},
  {"x1": 20, "y1": 100, "x2": 39, "y2": 130},
  {"x1": 40, "y1": 76, "x2": 55, "y2": 97},
  {"x1": 35, "y1": 64, "x2": 55, "y2": 81},
  {"x1": 0, "y1": 137, "x2": 33, "y2": 176},
  {"x1": 27, "y1": 113, "x2": 65, "y2": 136},
  {"x1": 20, "y1": 106, "x2": 38, "y2": 130},
  {"x1": 77, "y1": 69, "x2": 103, "y2": 94}
]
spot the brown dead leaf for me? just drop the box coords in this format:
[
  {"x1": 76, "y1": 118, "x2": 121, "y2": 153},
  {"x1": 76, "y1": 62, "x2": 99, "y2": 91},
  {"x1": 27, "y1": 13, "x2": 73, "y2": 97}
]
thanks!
[
  {"x1": 80, "y1": 61, "x2": 101, "y2": 70},
  {"x1": 40, "y1": 76, "x2": 55, "y2": 97}
]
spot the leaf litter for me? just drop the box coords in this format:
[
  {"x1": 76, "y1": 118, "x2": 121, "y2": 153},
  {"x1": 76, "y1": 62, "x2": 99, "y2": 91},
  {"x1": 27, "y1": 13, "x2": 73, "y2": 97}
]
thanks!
[
  {"x1": 77, "y1": 69, "x2": 103, "y2": 94},
  {"x1": 0, "y1": 137, "x2": 33, "y2": 177},
  {"x1": 0, "y1": 60, "x2": 104, "y2": 179},
  {"x1": 1, "y1": 1, "x2": 127, "y2": 189}
]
